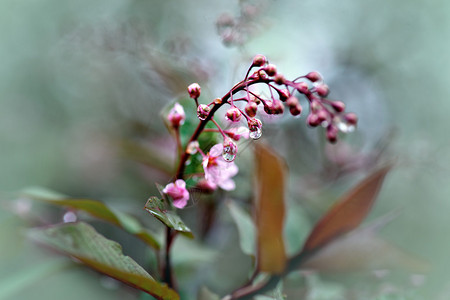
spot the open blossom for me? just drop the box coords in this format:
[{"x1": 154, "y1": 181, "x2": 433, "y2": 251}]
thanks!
[
  {"x1": 202, "y1": 144, "x2": 238, "y2": 191},
  {"x1": 167, "y1": 103, "x2": 185, "y2": 128},
  {"x1": 162, "y1": 179, "x2": 189, "y2": 209}
]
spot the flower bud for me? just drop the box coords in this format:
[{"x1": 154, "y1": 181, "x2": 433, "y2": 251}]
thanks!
[
  {"x1": 286, "y1": 96, "x2": 299, "y2": 108},
  {"x1": 307, "y1": 113, "x2": 320, "y2": 127},
  {"x1": 263, "y1": 102, "x2": 275, "y2": 115},
  {"x1": 296, "y1": 82, "x2": 309, "y2": 94},
  {"x1": 278, "y1": 88, "x2": 290, "y2": 101},
  {"x1": 326, "y1": 125, "x2": 339, "y2": 143},
  {"x1": 305, "y1": 71, "x2": 322, "y2": 82},
  {"x1": 225, "y1": 107, "x2": 242, "y2": 122},
  {"x1": 316, "y1": 109, "x2": 328, "y2": 123},
  {"x1": 264, "y1": 64, "x2": 277, "y2": 76},
  {"x1": 245, "y1": 101, "x2": 258, "y2": 117},
  {"x1": 167, "y1": 103, "x2": 185, "y2": 129},
  {"x1": 289, "y1": 104, "x2": 302, "y2": 116},
  {"x1": 197, "y1": 104, "x2": 211, "y2": 120},
  {"x1": 274, "y1": 73, "x2": 285, "y2": 85},
  {"x1": 315, "y1": 84, "x2": 329, "y2": 97},
  {"x1": 187, "y1": 83, "x2": 201, "y2": 99},
  {"x1": 252, "y1": 54, "x2": 267, "y2": 67},
  {"x1": 247, "y1": 118, "x2": 263, "y2": 140},
  {"x1": 331, "y1": 101, "x2": 345, "y2": 112},
  {"x1": 344, "y1": 112, "x2": 358, "y2": 125},
  {"x1": 272, "y1": 100, "x2": 285, "y2": 114}
]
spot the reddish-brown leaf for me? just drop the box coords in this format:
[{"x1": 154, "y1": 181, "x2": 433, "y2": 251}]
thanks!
[
  {"x1": 301, "y1": 165, "x2": 392, "y2": 253},
  {"x1": 254, "y1": 144, "x2": 287, "y2": 274}
]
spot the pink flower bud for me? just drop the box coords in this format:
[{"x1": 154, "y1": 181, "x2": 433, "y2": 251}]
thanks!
[
  {"x1": 296, "y1": 82, "x2": 309, "y2": 94},
  {"x1": 187, "y1": 83, "x2": 201, "y2": 99},
  {"x1": 167, "y1": 103, "x2": 185, "y2": 129},
  {"x1": 245, "y1": 101, "x2": 258, "y2": 117},
  {"x1": 274, "y1": 74, "x2": 285, "y2": 85},
  {"x1": 162, "y1": 179, "x2": 189, "y2": 209},
  {"x1": 315, "y1": 84, "x2": 329, "y2": 97},
  {"x1": 263, "y1": 102, "x2": 275, "y2": 115},
  {"x1": 331, "y1": 101, "x2": 345, "y2": 112},
  {"x1": 278, "y1": 88, "x2": 290, "y2": 101},
  {"x1": 316, "y1": 109, "x2": 329, "y2": 123},
  {"x1": 289, "y1": 104, "x2": 302, "y2": 116},
  {"x1": 286, "y1": 96, "x2": 299, "y2": 108},
  {"x1": 326, "y1": 125, "x2": 339, "y2": 143},
  {"x1": 264, "y1": 64, "x2": 277, "y2": 76},
  {"x1": 252, "y1": 54, "x2": 267, "y2": 67},
  {"x1": 305, "y1": 71, "x2": 322, "y2": 82},
  {"x1": 272, "y1": 100, "x2": 285, "y2": 114},
  {"x1": 344, "y1": 112, "x2": 358, "y2": 125},
  {"x1": 225, "y1": 107, "x2": 242, "y2": 122},
  {"x1": 197, "y1": 104, "x2": 211, "y2": 120},
  {"x1": 307, "y1": 113, "x2": 320, "y2": 127}
]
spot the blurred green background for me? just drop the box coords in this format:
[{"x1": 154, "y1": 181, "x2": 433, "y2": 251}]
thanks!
[{"x1": 1, "y1": 0, "x2": 450, "y2": 299}]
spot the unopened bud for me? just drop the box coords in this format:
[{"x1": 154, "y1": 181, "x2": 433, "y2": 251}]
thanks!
[
  {"x1": 307, "y1": 113, "x2": 320, "y2": 127},
  {"x1": 331, "y1": 101, "x2": 345, "y2": 112},
  {"x1": 305, "y1": 71, "x2": 322, "y2": 82},
  {"x1": 252, "y1": 54, "x2": 267, "y2": 67},
  {"x1": 272, "y1": 100, "x2": 285, "y2": 114},
  {"x1": 315, "y1": 84, "x2": 329, "y2": 97},
  {"x1": 316, "y1": 109, "x2": 328, "y2": 123},
  {"x1": 226, "y1": 107, "x2": 242, "y2": 122},
  {"x1": 245, "y1": 101, "x2": 258, "y2": 117},
  {"x1": 326, "y1": 125, "x2": 339, "y2": 143},
  {"x1": 197, "y1": 104, "x2": 211, "y2": 120},
  {"x1": 296, "y1": 82, "x2": 310, "y2": 94},
  {"x1": 187, "y1": 83, "x2": 201, "y2": 99},
  {"x1": 264, "y1": 64, "x2": 277, "y2": 77},
  {"x1": 344, "y1": 112, "x2": 358, "y2": 125},
  {"x1": 167, "y1": 103, "x2": 185, "y2": 129},
  {"x1": 278, "y1": 89, "x2": 290, "y2": 101},
  {"x1": 274, "y1": 74, "x2": 285, "y2": 85},
  {"x1": 263, "y1": 102, "x2": 275, "y2": 115},
  {"x1": 286, "y1": 96, "x2": 299, "y2": 108},
  {"x1": 247, "y1": 118, "x2": 263, "y2": 140},
  {"x1": 289, "y1": 104, "x2": 302, "y2": 116}
]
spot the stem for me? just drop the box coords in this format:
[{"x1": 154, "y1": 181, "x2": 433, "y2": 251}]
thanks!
[{"x1": 163, "y1": 227, "x2": 176, "y2": 288}]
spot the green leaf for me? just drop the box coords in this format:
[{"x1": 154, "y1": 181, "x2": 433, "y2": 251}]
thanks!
[
  {"x1": 28, "y1": 222, "x2": 179, "y2": 300},
  {"x1": 284, "y1": 199, "x2": 311, "y2": 256},
  {"x1": 227, "y1": 200, "x2": 256, "y2": 256},
  {"x1": 22, "y1": 187, "x2": 160, "y2": 250},
  {"x1": 254, "y1": 144, "x2": 287, "y2": 274},
  {"x1": 144, "y1": 197, "x2": 194, "y2": 239}
]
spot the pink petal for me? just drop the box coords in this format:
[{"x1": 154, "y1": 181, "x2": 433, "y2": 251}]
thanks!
[
  {"x1": 218, "y1": 178, "x2": 236, "y2": 191},
  {"x1": 209, "y1": 144, "x2": 223, "y2": 157}
]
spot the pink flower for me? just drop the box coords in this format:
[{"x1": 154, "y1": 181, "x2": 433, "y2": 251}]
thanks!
[
  {"x1": 167, "y1": 103, "x2": 185, "y2": 129},
  {"x1": 202, "y1": 144, "x2": 239, "y2": 191},
  {"x1": 162, "y1": 179, "x2": 189, "y2": 209}
]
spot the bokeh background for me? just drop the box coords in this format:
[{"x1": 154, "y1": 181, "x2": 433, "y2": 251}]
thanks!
[{"x1": 1, "y1": 0, "x2": 450, "y2": 299}]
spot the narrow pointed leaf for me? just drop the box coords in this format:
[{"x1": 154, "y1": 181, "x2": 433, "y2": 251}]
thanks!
[
  {"x1": 254, "y1": 144, "x2": 287, "y2": 274},
  {"x1": 22, "y1": 187, "x2": 160, "y2": 250},
  {"x1": 144, "y1": 197, "x2": 194, "y2": 239},
  {"x1": 227, "y1": 201, "x2": 256, "y2": 256},
  {"x1": 28, "y1": 222, "x2": 179, "y2": 300},
  {"x1": 301, "y1": 165, "x2": 392, "y2": 253}
]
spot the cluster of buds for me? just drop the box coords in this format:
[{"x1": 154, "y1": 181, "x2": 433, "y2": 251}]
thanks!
[{"x1": 164, "y1": 55, "x2": 358, "y2": 208}]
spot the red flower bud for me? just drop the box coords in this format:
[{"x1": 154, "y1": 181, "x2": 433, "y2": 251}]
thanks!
[
  {"x1": 289, "y1": 104, "x2": 302, "y2": 116},
  {"x1": 278, "y1": 88, "x2": 290, "y2": 101},
  {"x1": 286, "y1": 96, "x2": 299, "y2": 108},
  {"x1": 344, "y1": 112, "x2": 358, "y2": 125},
  {"x1": 274, "y1": 74, "x2": 285, "y2": 85},
  {"x1": 331, "y1": 101, "x2": 345, "y2": 112},
  {"x1": 326, "y1": 125, "x2": 338, "y2": 143},
  {"x1": 315, "y1": 84, "x2": 329, "y2": 97},
  {"x1": 307, "y1": 113, "x2": 320, "y2": 127},
  {"x1": 295, "y1": 81, "x2": 309, "y2": 94}
]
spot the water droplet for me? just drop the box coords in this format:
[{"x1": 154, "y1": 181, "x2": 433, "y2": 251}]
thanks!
[
  {"x1": 222, "y1": 151, "x2": 236, "y2": 162},
  {"x1": 249, "y1": 127, "x2": 262, "y2": 140},
  {"x1": 336, "y1": 122, "x2": 355, "y2": 133},
  {"x1": 186, "y1": 141, "x2": 199, "y2": 154},
  {"x1": 320, "y1": 120, "x2": 329, "y2": 128},
  {"x1": 63, "y1": 211, "x2": 77, "y2": 223}
]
